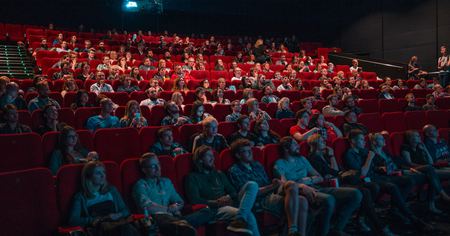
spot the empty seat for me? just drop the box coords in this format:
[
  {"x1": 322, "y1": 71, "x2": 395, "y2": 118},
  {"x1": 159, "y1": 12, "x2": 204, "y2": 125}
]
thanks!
[
  {"x1": 382, "y1": 112, "x2": 407, "y2": 132},
  {"x1": 0, "y1": 168, "x2": 59, "y2": 236},
  {"x1": 379, "y1": 99, "x2": 401, "y2": 113},
  {"x1": 94, "y1": 128, "x2": 141, "y2": 164},
  {"x1": 426, "y1": 110, "x2": 449, "y2": 128},
  {"x1": 178, "y1": 123, "x2": 203, "y2": 148},
  {"x1": 0, "y1": 133, "x2": 44, "y2": 172},
  {"x1": 218, "y1": 122, "x2": 239, "y2": 139},
  {"x1": 73, "y1": 107, "x2": 101, "y2": 129},
  {"x1": 211, "y1": 104, "x2": 232, "y2": 122},
  {"x1": 404, "y1": 111, "x2": 426, "y2": 130},
  {"x1": 358, "y1": 112, "x2": 383, "y2": 132}
]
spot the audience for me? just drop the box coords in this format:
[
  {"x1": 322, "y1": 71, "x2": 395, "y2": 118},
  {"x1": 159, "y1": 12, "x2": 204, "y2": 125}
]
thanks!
[
  {"x1": 290, "y1": 109, "x2": 321, "y2": 142},
  {"x1": 275, "y1": 97, "x2": 294, "y2": 119},
  {"x1": 342, "y1": 95, "x2": 362, "y2": 115},
  {"x1": 422, "y1": 94, "x2": 439, "y2": 110},
  {"x1": 228, "y1": 115, "x2": 257, "y2": 145},
  {"x1": 70, "y1": 90, "x2": 92, "y2": 110},
  {"x1": 189, "y1": 101, "x2": 210, "y2": 124},
  {"x1": 322, "y1": 94, "x2": 344, "y2": 117},
  {"x1": 160, "y1": 102, "x2": 190, "y2": 126},
  {"x1": 28, "y1": 81, "x2": 61, "y2": 112},
  {"x1": 308, "y1": 113, "x2": 343, "y2": 145},
  {"x1": 253, "y1": 118, "x2": 280, "y2": 146},
  {"x1": 36, "y1": 104, "x2": 65, "y2": 135},
  {"x1": 225, "y1": 100, "x2": 242, "y2": 122},
  {"x1": 342, "y1": 111, "x2": 368, "y2": 137},
  {"x1": 139, "y1": 87, "x2": 165, "y2": 109},
  {"x1": 149, "y1": 127, "x2": 187, "y2": 157},
  {"x1": 192, "y1": 116, "x2": 228, "y2": 152},
  {"x1": 404, "y1": 93, "x2": 422, "y2": 111},
  {"x1": 246, "y1": 98, "x2": 271, "y2": 121},
  {"x1": 90, "y1": 71, "x2": 114, "y2": 95},
  {"x1": 0, "y1": 82, "x2": 27, "y2": 110},
  {"x1": 119, "y1": 100, "x2": 148, "y2": 128},
  {"x1": 0, "y1": 104, "x2": 32, "y2": 134},
  {"x1": 423, "y1": 124, "x2": 449, "y2": 162},
  {"x1": 261, "y1": 85, "x2": 279, "y2": 104},
  {"x1": 86, "y1": 98, "x2": 120, "y2": 132}
]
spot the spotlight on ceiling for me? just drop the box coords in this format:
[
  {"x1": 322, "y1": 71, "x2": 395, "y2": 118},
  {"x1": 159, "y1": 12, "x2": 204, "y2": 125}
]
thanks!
[{"x1": 123, "y1": 1, "x2": 139, "y2": 12}]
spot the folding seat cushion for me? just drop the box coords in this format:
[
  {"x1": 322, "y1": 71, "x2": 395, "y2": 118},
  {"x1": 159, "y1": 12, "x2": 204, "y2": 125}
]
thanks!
[
  {"x1": 332, "y1": 137, "x2": 349, "y2": 166},
  {"x1": 404, "y1": 111, "x2": 426, "y2": 130},
  {"x1": 94, "y1": 128, "x2": 141, "y2": 164},
  {"x1": 189, "y1": 70, "x2": 210, "y2": 81},
  {"x1": 0, "y1": 168, "x2": 59, "y2": 236},
  {"x1": 149, "y1": 105, "x2": 166, "y2": 126},
  {"x1": 73, "y1": 107, "x2": 101, "y2": 129},
  {"x1": 56, "y1": 162, "x2": 120, "y2": 225},
  {"x1": 263, "y1": 144, "x2": 281, "y2": 178},
  {"x1": 0, "y1": 133, "x2": 44, "y2": 172},
  {"x1": 358, "y1": 112, "x2": 383, "y2": 133},
  {"x1": 218, "y1": 147, "x2": 264, "y2": 172},
  {"x1": 101, "y1": 92, "x2": 129, "y2": 106},
  {"x1": 139, "y1": 126, "x2": 180, "y2": 153},
  {"x1": 389, "y1": 132, "x2": 405, "y2": 157},
  {"x1": 426, "y1": 110, "x2": 449, "y2": 128},
  {"x1": 382, "y1": 112, "x2": 407, "y2": 132},
  {"x1": 120, "y1": 156, "x2": 175, "y2": 211},
  {"x1": 378, "y1": 99, "x2": 401, "y2": 113},
  {"x1": 218, "y1": 122, "x2": 238, "y2": 139},
  {"x1": 179, "y1": 123, "x2": 203, "y2": 148},
  {"x1": 211, "y1": 104, "x2": 232, "y2": 122}
]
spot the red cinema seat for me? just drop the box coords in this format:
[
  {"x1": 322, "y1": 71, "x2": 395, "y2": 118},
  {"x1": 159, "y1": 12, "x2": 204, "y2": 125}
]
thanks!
[
  {"x1": 179, "y1": 123, "x2": 203, "y2": 148},
  {"x1": 189, "y1": 70, "x2": 210, "y2": 81},
  {"x1": 378, "y1": 99, "x2": 401, "y2": 113},
  {"x1": 139, "y1": 126, "x2": 180, "y2": 154},
  {"x1": 218, "y1": 147, "x2": 264, "y2": 172},
  {"x1": 332, "y1": 137, "x2": 349, "y2": 166},
  {"x1": 358, "y1": 113, "x2": 383, "y2": 132},
  {"x1": 74, "y1": 107, "x2": 101, "y2": 129},
  {"x1": 358, "y1": 99, "x2": 379, "y2": 113},
  {"x1": 426, "y1": 110, "x2": 449, "y2": 128},
  {"x1": 436, "y1": 97, "x2": 450, "y2": 109},
  {"x1": 101, "y1": 92, "x2": 129, "y2": 106},
  {"x1": 0, "y1": 133, "x2": 44, "y2": 172},
  {"x1": 94, "y1": 128, "x2": 141, "y2": 164},
  {"x1": 56, "y1": 162, "x2": 121, "y2": 226},
  {"x1": 129, "y1": 91, "x2": 147, "y2": 103},
  {"x1": 439, "y1": 128, "x2": 449, "y2": 143},
  {"x1": 268, "y1": 119, "x2": 285, "y2": 137},
  {"x1": 211, "y1": 104, "x2": 232, "y2": 122},
  {"x1": 404, "y1": 111, "x2": 426, "y2": 130},
  {"x1": 382, "y1": 112, "x2": 407, "y2": 132},
  {"x1": 389, "y1": 132, "x2": 405, "y2": 157},
  {"x1": 357, "y1": 89, "x2": 378, "y2": 99},
  {"x1": 263, "y1": 144, "x2": 281, "y2": 178},
  {"x1": 17, "y1": 110, "x2": 32, "y2": 127},
  {"x1": 218, "y1": 122, "x2": 239, "y2": 139},
  {"x1": 0, "y1": 168, "x2": 59, "y2": 236},
  {"x1": 42, "y1": 131, "x2": 60, "y2": 167},
  {"x1": 174, "y1": 153, "x2": 194, "y2": 196},
  {"x1": 280, "y1": 118, "x2": 297, "y2": 136},
  {"x1": 210, "y1": 71, "x2": 231, "y2": 81},
  {"x1": 76, "y1": 130, "x2": 94, "y2": 151},
  {"x1": 149, "y1": 105, "x2": 166, "y2": 126},
  {"x1": 279, "y1": 90, "x2": 302, "y2": 102}
]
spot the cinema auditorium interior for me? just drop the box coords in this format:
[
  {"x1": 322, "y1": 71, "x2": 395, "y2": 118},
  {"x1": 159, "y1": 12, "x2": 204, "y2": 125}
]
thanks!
[{"x1": 0, "y1": 0, "x2": 449, "y2": 235}]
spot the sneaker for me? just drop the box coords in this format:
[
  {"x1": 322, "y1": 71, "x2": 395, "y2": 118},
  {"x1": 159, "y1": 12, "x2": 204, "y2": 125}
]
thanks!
[{"x1": 226, "y1": 219, "x2": 253, "y2": 235}]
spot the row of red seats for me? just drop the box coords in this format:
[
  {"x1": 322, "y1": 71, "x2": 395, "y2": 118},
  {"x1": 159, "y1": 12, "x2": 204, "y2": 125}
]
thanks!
[{"x1": 3, "y1": 110, "x2": 448, "y2": 172}]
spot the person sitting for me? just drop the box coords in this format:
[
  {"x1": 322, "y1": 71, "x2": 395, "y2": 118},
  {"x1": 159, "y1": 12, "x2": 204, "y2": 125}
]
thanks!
[
  {"x1": 160, "y1": 102, "x2": 190, "y2": 126},
  {"x1": 261, "y1": 85, "x2": 279, "y2": 104},
  {"x1": 182, "y1": 57, "x2": 195, "y2": 72},
  {"x1": 277, "y1": 76, "x2": 293, "y2": 92},
  {"x1": 149, "y1": 127, "x2": 187, "y2": 157},
  {"x1": 132, "y1": 153, "x2": 213, "y2": 236},
  {"x1": 52, "y1": 62, "x2": 73, "y2": 80},
  {"x1": 253, "y1": 118, "x2": 280, "y2": 146},
  {"x1": 423, "y1": 124, "x2": 449, "y2": 162},
  {"x1": 61, "y1": 78, "x2": 79, "y2": 98},
  {"x1": 228, "y1": 115, "x2": 257, "y2": 145},
  {"x1": 117, "y1": 76, "x2": 139, "y2": 93},
  {"x1": 378, "y1": 84, "x2": 395, "y2": 99},
  {"x1": 0, "y1": 82, "x2": 26, "y2": 110},
  {"x1": 322, "y1": 94, "x2": 344, "y2": 117},
  {"x1": 192, "y1": 116, "x2": 228, "y2": 152},
  {"x1": 172, "y1": 77, "x2": 189, "y2": 93},
  {"x1": 0, "y1": 104, "x2": 32, "y2": 134},
  {"x1": 228, "y1": 139, "x2": 308, "y2": 236},
  {"x1": 86, "y1": 98, "x2": 120, "y2": 132},
  {"x1": 90, "y1": 71, "x2": 114, "y2": 95},
  {"x1": 342, "y1": 95, "x2": 362, "y2": 115},
  {"x1": 404, "y1": 93, "x2": 422, "y2": 111},
  {"x1": 312, "y1": 86, "x2": 324, "y2": 101},
  {"x1": 130, "y1": 67, "x2": 144, "y2": 81},
  {"x1": 170, "y1": 92, "x2": 185, "y2": 109},
  {"x1": 212, "y1": 88, "x2": 230, "y2": 104},
  {"x1": 120, "y1": 100, "x2": 148, "y2": 128},
  {"x1": 422, "y1": 94, "x2": 439, "y2": 110},
  {"x1": 139, "y1": 87, "x2": 165, "y2": 109},
  {"x1": 342, "y1": 111, "x2": 368, "y2": 137},
  {"x1": 194, "y1": 87, "x2": 208, "y2": 104},
  {"x1": 275, "y1": 97, "x2": 294, "y2": 119},
  {"x1": 139, "y1": 57, "x2": 156, "y2": 71},
  {"x1": 214, "y1": 59, "x2": 226, "y2": 71},
  {"x1": 240, "y1": 88, "x2": 254, "y2": 105},
  {"x1": 308, "y1": 113, "x2": 343, "y2": 145},
  {"x1": 246, "y1": 98, "x2": 271, "y2": 121},
  {"x1": 225, "y1": 100, "x2": 242, "y2": 122},
  {"x1": 239, "y1": 77, "x2": 254, "y2": 90},
  {"x1": 392, "y1": 79, "x2": 408, "y2": 90},
  {"x1": 275, "y1": 136, "x2": 362, "y2": 236},
  {"x1": 307, "y1": 134, "x2": 397, "y2": 236},
  {"x1": 185, "y1": 145, "x2": 260, "y2": 235},
  {"x1": 190, "y1": 101, "x2": 210, "y2": 124},
  {"x1": 70, "y1": 90, "x2": 93, "y2": 111},
  {"x1": 68, "y1": 161, "x2": 140, "y2": 235},
  {"x1": 290, "y1": 109, "x2": 321, "y2": 142},
  {"x1": 301, "y1": 97, "x2": 319, "y2": 115},
  {"x1": 345, "y1": 130, "x2": 431, "y2": 229},
  {"x1": 350, "y1": 59, "x2": 360, "y2": 73},
  {"x1": 96, "y1": 56, "x2": 111, "y2": 71},
  {"x1": 231, "y1": 67, "x2": 244, "y2": 81},
  {"x1": 36, "y1": 104, "x2": 65, "y2": 135},
  {"x1": 28, "y1": 81, "x2": 61, "y2": 112},
  {"x1": 107, "y1": 65, "x2": 121, "y2": 81},
  {"x1": 48, "y1": 126, "x2": 98, "y2": 175}
]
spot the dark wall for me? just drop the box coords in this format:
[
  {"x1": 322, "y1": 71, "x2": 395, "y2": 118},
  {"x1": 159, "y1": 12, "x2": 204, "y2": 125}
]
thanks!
[{"x1": 1, "y1": 0, "x2": 449, "y2": 70}]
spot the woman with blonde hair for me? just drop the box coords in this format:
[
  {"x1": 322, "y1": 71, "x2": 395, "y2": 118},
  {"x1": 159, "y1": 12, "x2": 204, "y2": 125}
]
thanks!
[
  {"x1": 120, "y1": 100, "x2": 148, "y2": 128},
  {"x1": 171, "y1": 91, "x2": 185, "y2": 109},
  {"x1": 172, "y1": 77, "x2": 189, "y2": 93},
  {"x1": 275, "y1": 97, "x2": 294, "y2": 119},
  {"x1": 68, "y1": 161, "x2": 140, "y2": 235}
]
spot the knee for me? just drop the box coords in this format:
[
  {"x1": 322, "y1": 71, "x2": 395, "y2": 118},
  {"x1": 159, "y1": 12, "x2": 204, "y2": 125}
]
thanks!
[
  {"x1": 324, "y1": 195, "x2": 336, "y2": 210},
  {"x1": 244, "y1": 181, "x2": 259, "y2": 193},
  {"x1": 284, "y1": 180, "x2": 299, "y2": 195},
  {"x1": 298, "y1": 195, "x2": 309, "y2": 211},
  {"x1": 352, "y1": 189, "x2": 363, "y2": 204}
]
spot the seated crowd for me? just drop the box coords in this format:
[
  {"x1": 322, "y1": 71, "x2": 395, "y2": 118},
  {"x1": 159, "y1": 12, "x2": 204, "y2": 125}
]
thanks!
[{"x1": 0, "y1": 30, "x2": 449, "y2": 236}]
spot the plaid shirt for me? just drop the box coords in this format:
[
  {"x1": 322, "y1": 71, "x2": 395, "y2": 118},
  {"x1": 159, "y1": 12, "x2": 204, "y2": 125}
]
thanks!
[{"x1": 228, "y1": 161, "x2": 270, "y2": 190}]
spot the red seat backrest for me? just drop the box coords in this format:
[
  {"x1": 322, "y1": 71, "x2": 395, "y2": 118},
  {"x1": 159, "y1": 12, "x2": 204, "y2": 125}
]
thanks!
[
  {"x1": 378, "y1": 99, "x2": 401, "y2": 113},
  {"x1": 211, "y1": 104, "x2": 232, "y2": 122},
  {"x1": 404, "y1": 111, "x2": 426, "y2": 130},
  {"x1": 332, "y1": 137, "x2": 349, "y2": 167},
  {"x1": 174, "y1": 153, "x2": 194, "y2": 197},
  {"x1": 382, "y1": 112, "x2": 407, "y2": 132},
  {"x1": 426, "y1": 110, "x2": 449, "y2": 128},
  {"x1": 0, "y1": 133, "x2": 44, "y2": 172},
  {"x1": 263, "y1": 143, "x2": 281, "y2": 178},
  {"x1": 149, "y1": 105, "x2": 166, "y2": 126},
  {"x1": 139, "y1": 126, "x2": 180, "y2": 153},
  {"x1": 73, "y1": 107, "x2": 102, "y2": 129},
  {"x1": 389, "y1": 132, "x2": 405, "y2": 157},
  {"x1": 94, "y1": 128, "x2": 141, "y2": 164},
  {"x1": 358, "y1": 99, "x2": 378, "y2": 113},
  {"x1": 0, "y1": 168, "x2": 59, "y2": 235},
  {"x1": 178, "y1": 123, "x2": 203, "y2": 148},
  {"x1": 218, "y1": 122, "x2": 239, "y2": 139},
  {"x1": 358, "y1": 112, "x2": 383, "y2": 132},
  {"x1": 218, "y1": 147, "x2": 264, "y2": 172}
]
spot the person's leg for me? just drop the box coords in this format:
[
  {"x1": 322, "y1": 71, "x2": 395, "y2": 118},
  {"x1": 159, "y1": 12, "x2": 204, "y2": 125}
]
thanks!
[
  {"x1": 154, "y1": 214, "x2": 196, "y2": 236},
  {"x1": 377, "y1": 181, "x2": 412, "y2": 216},
  {"x1": 388, "y1": 175, "x2": 415, "y2": 199},
  {"x1": 183, "y1": 207, "x2": 215, "y2": 228},
  {"x1": 313, "y1": 191, "x2": 336, "y2": 236},
  {"x1": 297, "y1": 195, "x2": 309, "y2": 236},
  {"x1": 320, "y1": 187, "x2": 362, "y2": 232},
  {"x1": 216, "y1": 206, "x2": 259, "y2": 236},
  {"x1": 357, "y1": 186, "x2": 385, "y2": 232},
  {"x1": 283, "y1": 181, "x2": 300, "y2": 234}
]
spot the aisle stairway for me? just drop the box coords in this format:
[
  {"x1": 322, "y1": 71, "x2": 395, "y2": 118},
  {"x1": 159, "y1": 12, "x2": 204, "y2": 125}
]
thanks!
[{"x1": 0, "y1": 42, "x2": 34, "y2": 78}]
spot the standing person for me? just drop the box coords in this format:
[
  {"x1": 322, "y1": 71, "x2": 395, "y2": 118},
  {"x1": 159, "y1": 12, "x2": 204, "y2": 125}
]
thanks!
[
  {"x1": 133, "y1": 153, "x2": 213, "y2": 236},
  {"x1": 437, "y1": 45, "x2": 449, "y2": 86}
]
